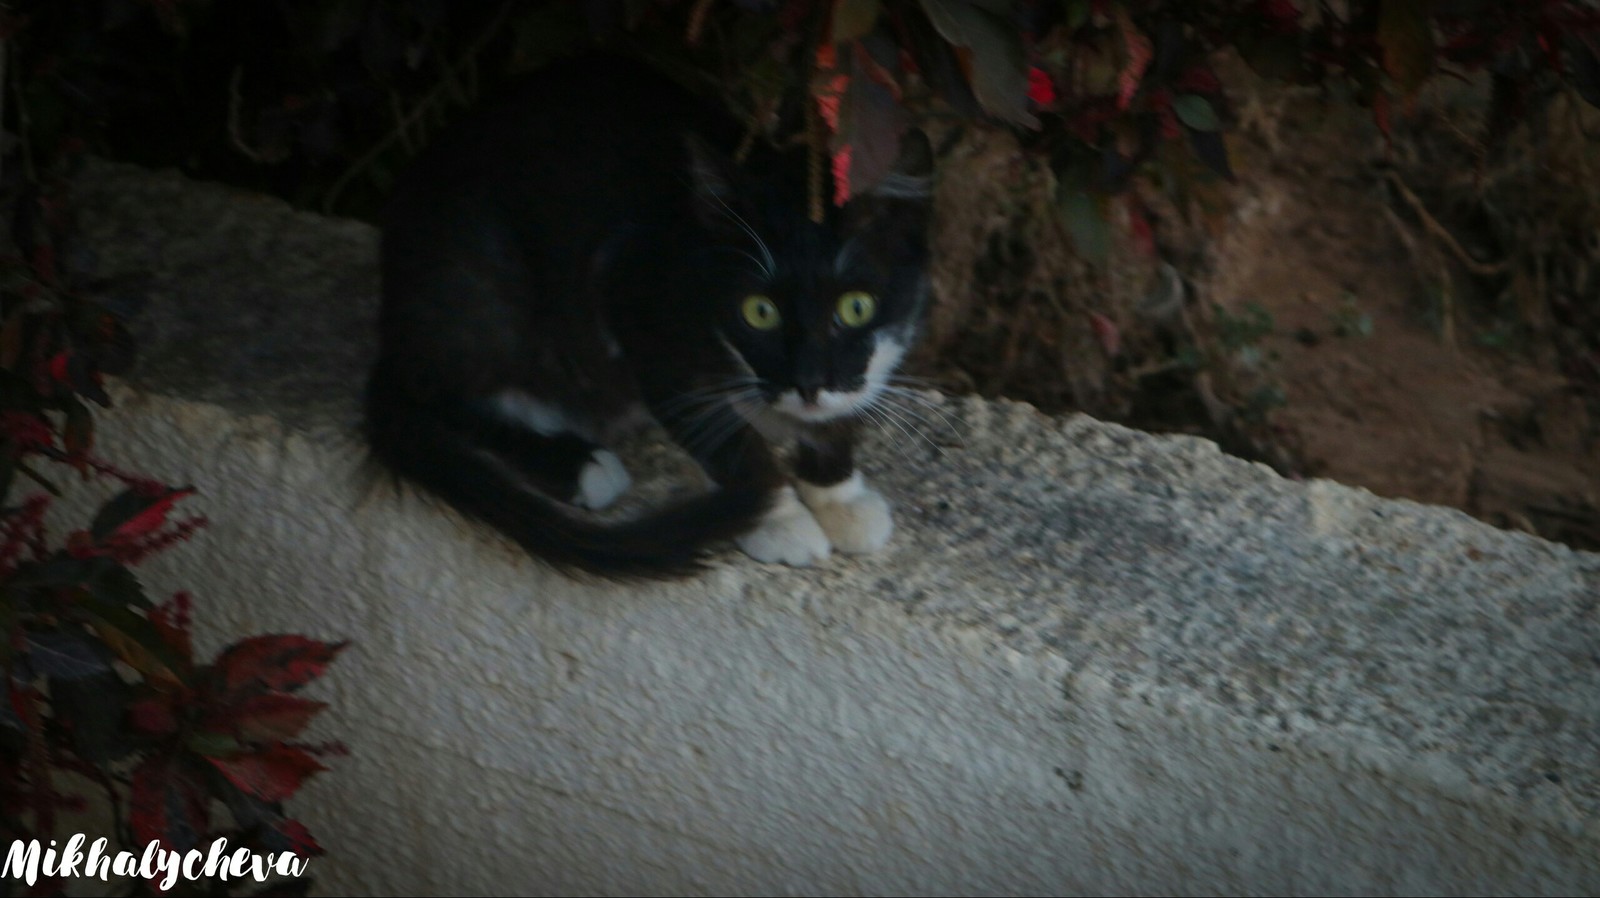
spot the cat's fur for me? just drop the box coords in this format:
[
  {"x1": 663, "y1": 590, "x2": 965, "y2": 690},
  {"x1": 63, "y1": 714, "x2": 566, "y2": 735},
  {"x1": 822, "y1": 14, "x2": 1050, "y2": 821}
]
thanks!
[{"x1": 364, "y1": 53, "x2": 933, "y2": 578}]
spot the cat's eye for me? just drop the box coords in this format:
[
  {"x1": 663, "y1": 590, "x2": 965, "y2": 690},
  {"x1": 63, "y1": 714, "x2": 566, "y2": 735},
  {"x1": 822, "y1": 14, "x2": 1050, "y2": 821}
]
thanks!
[
  {"x1": 835, "y1": 291, "x2": 877, "y2": 327},
  {"x1": 741, "y1": 295, "x2": 781, "y2": 330}
]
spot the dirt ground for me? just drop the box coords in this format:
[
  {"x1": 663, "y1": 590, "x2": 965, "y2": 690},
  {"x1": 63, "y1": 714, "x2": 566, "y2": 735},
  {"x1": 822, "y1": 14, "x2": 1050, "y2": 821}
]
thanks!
[
  {"x1": 1209, "y1": 114, "x2": 1597, "y2": 548},
  {"x1": 916, "y1": 91, "x2": 1599, "y2": 552}
]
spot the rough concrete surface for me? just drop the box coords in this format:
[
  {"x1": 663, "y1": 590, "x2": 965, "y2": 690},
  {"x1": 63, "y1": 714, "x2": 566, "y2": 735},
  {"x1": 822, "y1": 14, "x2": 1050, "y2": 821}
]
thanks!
[{"x1": 57, "y1": 158, "x2": 1600, "y2": 896}]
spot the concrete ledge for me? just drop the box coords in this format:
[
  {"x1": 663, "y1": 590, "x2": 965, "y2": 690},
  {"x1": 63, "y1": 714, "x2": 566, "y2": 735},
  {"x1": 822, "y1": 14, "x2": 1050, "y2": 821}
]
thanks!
[{"x1": 64, "y1": 159, "x2": 1600, "y2": 895}]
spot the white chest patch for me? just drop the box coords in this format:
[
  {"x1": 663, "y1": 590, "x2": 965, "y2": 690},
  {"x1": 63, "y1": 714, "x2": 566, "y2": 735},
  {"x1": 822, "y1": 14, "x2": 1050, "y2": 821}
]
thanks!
[{"x1": 770, "y1": 334, "x2": 907, "y2": 424}]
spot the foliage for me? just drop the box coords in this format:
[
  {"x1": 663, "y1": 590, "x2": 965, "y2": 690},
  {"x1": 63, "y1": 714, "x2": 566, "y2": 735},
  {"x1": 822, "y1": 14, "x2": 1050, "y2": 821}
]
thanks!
[
  {"x1": 0, "y1": 153, "x2": 342, "y2": 897},
  {"x1": 4, "y1": 1, "x2": 1598, "y2": 230}
]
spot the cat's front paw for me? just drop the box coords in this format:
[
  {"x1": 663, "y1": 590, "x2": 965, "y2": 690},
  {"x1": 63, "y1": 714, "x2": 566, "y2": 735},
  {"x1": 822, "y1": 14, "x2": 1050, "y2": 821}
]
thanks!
[
  {"x1": 737, "y1": 486, "x2": 831, "y2": 566},
  {"x1": 797, "y1": 472, "x2": 893, "y2": 555}
]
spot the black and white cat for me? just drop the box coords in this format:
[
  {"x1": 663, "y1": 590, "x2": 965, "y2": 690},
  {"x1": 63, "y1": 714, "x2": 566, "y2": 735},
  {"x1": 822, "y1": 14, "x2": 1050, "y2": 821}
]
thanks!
[{"x1": 364, "y1": 53, "x2": 933, "y2": 578}]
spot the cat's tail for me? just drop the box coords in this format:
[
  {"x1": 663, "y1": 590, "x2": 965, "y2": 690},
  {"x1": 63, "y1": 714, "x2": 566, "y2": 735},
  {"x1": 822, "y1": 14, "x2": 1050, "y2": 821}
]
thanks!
[{"x1": 363, "y1": 372, "x2": 772, "y2": 580}]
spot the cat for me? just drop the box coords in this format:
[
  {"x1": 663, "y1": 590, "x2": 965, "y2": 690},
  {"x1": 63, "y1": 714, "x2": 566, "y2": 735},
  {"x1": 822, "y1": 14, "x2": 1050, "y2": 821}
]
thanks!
[{"x1": 363, "y1": 52, "x2": 933, "y2": 579}]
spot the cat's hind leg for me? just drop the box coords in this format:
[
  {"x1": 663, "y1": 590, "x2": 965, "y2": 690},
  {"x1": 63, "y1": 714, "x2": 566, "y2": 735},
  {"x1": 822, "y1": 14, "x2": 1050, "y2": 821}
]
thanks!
[{"x1": 486, "y1": 392, "x2": 632, "y2": 510}]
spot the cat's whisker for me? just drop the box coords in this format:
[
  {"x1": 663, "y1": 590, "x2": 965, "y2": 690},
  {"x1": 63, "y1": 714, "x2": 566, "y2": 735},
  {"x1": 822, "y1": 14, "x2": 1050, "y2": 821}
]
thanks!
[
  {"x1": 866, "y1": 394, "x2": 947, "y2": 458},
  {"x1": 676, "y1": 386, "x2": 765, "y2": 457},
  {"x1": 708, "y1": 194, "x2": 776, "y2": 278},
  {"x1": 657, "y1": 377, "x2": 765, "y2": 417},
  {"x1": 693, "y1": 405, "x2": 760, "y2": 458},
  {"x1": 887, "y1": 373, "x2": 943, "y2": 387},
  {"x1": 710, "y1": 246, "x2": 773, "y2": 281},
  {"x1": 878, "y1": 386, "x2": 963, "y2": 439},
  {"x1": 858, "y1": 403, "x2": 928, "y2": 464}
]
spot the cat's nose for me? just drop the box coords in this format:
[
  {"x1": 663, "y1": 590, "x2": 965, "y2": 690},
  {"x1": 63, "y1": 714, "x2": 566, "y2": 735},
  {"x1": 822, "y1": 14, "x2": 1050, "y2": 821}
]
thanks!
[{"x1": 796, "y1": 385, "x2": 820, "y2": 404}]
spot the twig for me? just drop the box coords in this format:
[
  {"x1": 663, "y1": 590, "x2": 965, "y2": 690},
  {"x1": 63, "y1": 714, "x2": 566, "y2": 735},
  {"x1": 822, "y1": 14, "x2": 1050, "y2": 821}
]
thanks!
[
  {"x1": 227, "y1": 67, "x2": 287, "y2": 165},
  {"x1": 1381, "y1": 203, "x2": 1455, "y2": 348},
  {"x1": 0, "y1": 36, "x2": 8, "y2": 190},
  {"x1": 8, "y1": 38, "x2": 31, "y2": 182},
  {"x1": 321, "y1": 1, "x2": 513, "y2": 214},
  {"x1": 686, "y1": 0, "x2": 716, "y2": 45},
  {"x1": 1384, "y1": 169, "x2": 1510, "y2": 277}
]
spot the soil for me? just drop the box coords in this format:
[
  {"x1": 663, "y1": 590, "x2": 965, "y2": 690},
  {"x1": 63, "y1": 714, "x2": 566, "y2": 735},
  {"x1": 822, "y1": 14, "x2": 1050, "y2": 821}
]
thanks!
[
  {"x1": 914, "y1": 92, "x2": 1600, "y2": 552},
  {"x1": 1207, "y1": 113, "x2": 1597, "y2": 549}
]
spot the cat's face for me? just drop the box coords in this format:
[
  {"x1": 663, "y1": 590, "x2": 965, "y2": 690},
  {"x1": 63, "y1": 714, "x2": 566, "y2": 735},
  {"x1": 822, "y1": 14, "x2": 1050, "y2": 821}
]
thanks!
[
  {"x1": 715, "y1": 223, "x2": 923, "y2": 424},
  {"x1": 692, "y1": 139, "x2": 932, "y2": 426}
]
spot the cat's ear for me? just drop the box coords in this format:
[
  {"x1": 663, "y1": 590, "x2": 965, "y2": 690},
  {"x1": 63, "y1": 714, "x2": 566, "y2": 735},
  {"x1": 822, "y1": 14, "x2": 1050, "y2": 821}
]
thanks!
[
  {"x1": 842, "y1": 128, "x2": 934, "y2": 247},
  {"x1": 866, "y1": 128, "x2": 934, "y2": 202}
]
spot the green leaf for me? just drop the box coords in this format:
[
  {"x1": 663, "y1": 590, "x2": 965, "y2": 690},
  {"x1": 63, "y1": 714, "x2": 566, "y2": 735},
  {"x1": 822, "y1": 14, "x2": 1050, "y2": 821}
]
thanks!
[
  {"x1": 187, "y1": 731, "x2": 244, "y2": 758},
  {"x1": 1065, "y1": 0, "x2": 1091, "y2": 29},
  {"x1": 81, "y1": 599, "x2": 188, "y2": 687},
  {"x1": 1173, "y1": 94, "x2": 1221, "y2": 132},
  {"x1": 832, "y1": 0, "x2": 882, "y2": 43},
  {"x1": 1059, "y1": 189, "x2": 1111, "y2": 265},
  {"x1": 1378, "y1": 0, "x2": 1434, "y2": 96},
  {"x1": 919, "y1": 0, "x2": 1037, "y2": 127}
]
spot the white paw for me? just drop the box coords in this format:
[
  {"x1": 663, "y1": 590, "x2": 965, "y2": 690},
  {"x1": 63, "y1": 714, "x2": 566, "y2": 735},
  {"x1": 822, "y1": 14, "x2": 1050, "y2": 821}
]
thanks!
[
  {"x1": 573, "y1": 450, "x2": 631, "y2": 510},
  {"x1": 797, "y1": 472, "x2": 893, "y2": 555},
  {"x1": 737, "y1": 486, "x2": 831, "y2": 566}
]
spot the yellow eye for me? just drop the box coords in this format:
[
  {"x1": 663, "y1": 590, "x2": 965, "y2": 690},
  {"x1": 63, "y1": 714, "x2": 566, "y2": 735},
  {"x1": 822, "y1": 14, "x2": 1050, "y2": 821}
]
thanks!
[
  {"x1": 741, "y1": 295, "x2": 781, "y2": 330},
  {"x1": 836, "y1": 291, "x2": 877, "y2": 327}
]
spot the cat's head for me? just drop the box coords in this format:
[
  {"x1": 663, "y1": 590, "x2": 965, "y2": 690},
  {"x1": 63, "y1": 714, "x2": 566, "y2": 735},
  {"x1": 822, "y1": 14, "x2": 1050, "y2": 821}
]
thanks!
[{"x1": 689, "y1": 131, "x2": 934, "y2": 426}]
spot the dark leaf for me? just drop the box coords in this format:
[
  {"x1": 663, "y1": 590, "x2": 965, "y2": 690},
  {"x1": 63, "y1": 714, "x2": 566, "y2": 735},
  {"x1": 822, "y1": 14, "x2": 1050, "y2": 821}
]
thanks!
[
  {"x1": 1188, "y1": 127, "x2": 1235, "y2": 180},
  {"x1": 919, "y1": 0, "x2": 1037, "y2": 126},
  {"x1": 130, "y1": 756, "x2": 209, "y2": 854},
  {"x1": 50, "y1": 672, "x2": 136, "y2": 763},
  {"x1": 832, "y1": 0, "x2": 881, "y2": 43},
  {"x1": 1568, "y1": 35, "x2": 1600, "y2": 109},
  {"x1": 82, "y1": 599, "x2": 188, "y2": 687},
  {"x1": 904, "y1": 7, "x2": 980, "y2": 115},
  {"x1": 0, "y1": 452, "x2": 14, "y2": 509},
  {"x1": 90, "y1": 485, "x2": 194, "y2": 544},
  {"x1": 1173, "y1": 94, "x2": 1221, "y2": 131},
  {"x1": 835, "y1": 53, "x2": 906, "y2": 200},
  {"x1": 24, "y1": 629, "x2": 113, "y2": 680},
  {"x1": 1059, "y1": 189, "x2": 1111, "y2": 265},
  {"x1": 62, "y1": 397, "x2": 93, "y2": 459},
  {"x1": 1378, "y1": 0, "x2": 1434, "y2": 96}
]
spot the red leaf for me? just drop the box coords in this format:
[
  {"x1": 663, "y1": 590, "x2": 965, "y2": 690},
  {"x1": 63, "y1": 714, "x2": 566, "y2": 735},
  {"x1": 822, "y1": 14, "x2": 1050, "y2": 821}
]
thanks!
[
  {"x1": 1173, "y1": 65, "x2": 1221, "y2": 94},
  {"x1": 832, "y1": 147, "x2": 854, "y2": 205},
  {"x1": 1089, "y1": 312, "x2": 1122, "y2": 359},
  {"x1": 207, "y1": 745, "x2": 327, "y2": 803},
  {"x1": 0, "y1": 411, "x2": 53, "y2": 452},
  {"x1": 108, "y1": 488, "x2": 193, "y2": 542},
  {"x1": 127, "y1": 697, "x2": 179, "y2": 735},
  {"x1": 210, "y1": 693, "x2": 328, "y2": 744},
  {"x1": 1027, "y1": 66, "x2": 1056, "y2": 106},
  {"x1": 215, "y1": 635, "x2": 347, "y2": 694},
  {"x1": 1373, "y1": 89, "x2": 1393, "y2": 141},
  {"x1": 47, "y1": 352, "x2": 71, "y2": 384},
  {"x1": 271, "y1": 818, "x2": 323, "y2": 857},
  {"x1": 150, "y1": 591, "x2": 192, "y2": 659},
  {"x1": 1115, "y1": 8, "x2": 1153, "y2": 109}
]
